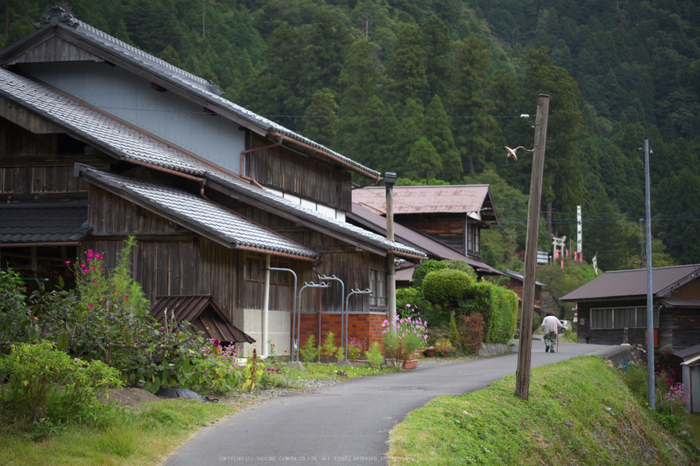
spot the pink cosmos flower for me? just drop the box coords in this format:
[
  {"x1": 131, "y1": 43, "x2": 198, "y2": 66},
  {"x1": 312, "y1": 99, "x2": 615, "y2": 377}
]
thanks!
[
  {"x1": 65, "y1": 260, "x2": 71, "y2": 264},
  {"x1": 88, "y1": 303, "x2": 94, "y2": 308}
]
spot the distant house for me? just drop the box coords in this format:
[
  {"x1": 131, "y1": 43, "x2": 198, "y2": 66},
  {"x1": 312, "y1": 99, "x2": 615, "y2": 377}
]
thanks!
[
  {"x1": 352, "y1": 185, "x2": 499, "y2": 262},
  {"x1": 561, "y1": 265, "x2": 700, "y2": 351},
  {"x1": 348, "y1": 202, "x2": 502, "y2": 287},
  {"x1": 501, "y1": 270, "x2": 546, "y2": 314},
  {"x1": 0, "y1": 7, "x2": 425, "y2": 355}
]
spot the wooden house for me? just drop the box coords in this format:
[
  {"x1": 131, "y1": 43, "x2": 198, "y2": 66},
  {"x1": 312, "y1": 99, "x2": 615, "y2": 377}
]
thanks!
[
  {"x1": 561, "y1": 264, "x2": 700, "y2": 351},
  {"x1": 352, "y1": 185, "x2": 499, "y2": 262},
  {"x1": 0, "y1": 7, "x2": 425, "y2": 355},
  {"x1": 501, "y1": 270, "x2": 546, "y2": 314},
  {"x1": 348, "y1": 202, "x2": 503, "y2": 287}
]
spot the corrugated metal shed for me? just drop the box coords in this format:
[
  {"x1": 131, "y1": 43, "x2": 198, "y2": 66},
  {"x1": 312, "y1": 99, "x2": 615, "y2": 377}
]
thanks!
[
  {"x1": 561, "y1": 264, "x2": 700, "y2": 302},
  {"x1": 352, "y1": 185, "x2": 498, "y2": 223},
  {"x1": 150, "y1": 295, "x2": 255, "y2": 344},
  {"x1": 0, "y1": 201, "x2": 90, "y2": 245}
]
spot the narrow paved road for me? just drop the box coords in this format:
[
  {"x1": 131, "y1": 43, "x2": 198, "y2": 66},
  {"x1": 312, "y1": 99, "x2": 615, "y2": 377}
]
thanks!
[{"x1": 166, "y1": 341, "x2": 611, "y2": 466}]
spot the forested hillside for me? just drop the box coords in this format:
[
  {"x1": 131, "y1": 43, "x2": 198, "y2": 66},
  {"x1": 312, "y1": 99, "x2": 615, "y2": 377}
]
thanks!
[{"x1": 3, "y1": 0, "x2": 699, "y2": 272}]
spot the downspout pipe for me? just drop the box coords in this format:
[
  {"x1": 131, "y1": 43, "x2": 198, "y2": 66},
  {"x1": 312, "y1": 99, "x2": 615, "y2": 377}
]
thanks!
[
  {"x1": 268, "y1": 267, "x2": 297, "y2": 361},
  {"x1": 385, "y1": 172, "x2": 397, "y2": 326},
  {"x1": 262, "y1": 254, "x2": 271, "y2": 358}
]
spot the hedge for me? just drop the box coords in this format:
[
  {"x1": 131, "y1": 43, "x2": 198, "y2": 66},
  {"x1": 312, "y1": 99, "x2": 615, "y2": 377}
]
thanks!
[
  {"x1": 422, "y1": 269, "x2": 474, "y2": 310},
  {"x1": 463, "y1": 282, "x2": 518, "y2": 344},
  {"x1": 412, "y1": 259, "x2": 449, "y2": 289}
]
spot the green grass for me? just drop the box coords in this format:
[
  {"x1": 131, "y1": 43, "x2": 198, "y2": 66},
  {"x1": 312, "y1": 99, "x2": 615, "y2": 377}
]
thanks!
[
  {"x1": 0, "y1": 399, "x2": 236, "y2": 465},
  {"x1": 387, "y1": 357, "x2": 695, "y2": 465}
]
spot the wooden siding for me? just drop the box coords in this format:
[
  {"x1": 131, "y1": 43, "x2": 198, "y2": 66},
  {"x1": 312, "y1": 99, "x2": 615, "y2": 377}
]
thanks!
[
  {"x1": 8, "y1": 36, "x2": 103, "y2": 64},
  {"x1": 0, "y1": 100, "x2": 63, "y2": 134},
  {"x1": 246, "y1": 133, "x2": 352, "y2": 211},
  {"x1": 204, "y1": 188, "x2": 382, "y2": 313},
  {"x1": 84, "y1": 185, "x2": 305, "y2": 323},
  {"x1": 671, "y1": 308, "x2": 700, "y2": 350},
  {"x1": 399, "y1": 214, "x2": 466, "y2": 255},
  {"x1": 0, "y1": 118, "x2": 55, "y2": 159},
  {"x1": 576, "y1": 299, "x2": 700, "y2": 351},
  {"x1": 671, "y1": 277, "x2": 700, "y2": 298}
]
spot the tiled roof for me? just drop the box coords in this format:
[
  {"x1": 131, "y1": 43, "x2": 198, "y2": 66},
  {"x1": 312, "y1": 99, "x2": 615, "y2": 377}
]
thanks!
[
  {"x1": 561, "y1": 264, "x2": 700, "y2": 301},
  {"x1": 206, "y1": 171, "x2": 427, "y2": 260},
  {"x1": 10, "y1": 7, "x2": 379, "y2": 180},
  {"x1": 150, "y1": 295, "x2": 255, "y2": 344},
  {"x1": 78, "y1": 165, "x2": 317, "y2": 260},
  {"x1": 0, "y1": 68, "x2": 207, "y2": 176},
  {"x1": 349, "y1": 202, "x2": 497, "y2": 272},
  {"x1": 0, "y1": 201, "x2": 90, "y2": 245},
  {"x1": 503, "y1": 269, "x2": 547, "y2": 287},
  {"x1": 353, "y1": 185, "x2": 497, "y2": 218}
]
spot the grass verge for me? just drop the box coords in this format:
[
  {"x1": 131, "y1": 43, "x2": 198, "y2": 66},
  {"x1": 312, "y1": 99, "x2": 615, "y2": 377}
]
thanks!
[
  {"x1": 0, "y1": 399, "x2": 236, "y2": 465},
  {"x1": 387, "y1": 356, "x2": 696, "y2": 465}
]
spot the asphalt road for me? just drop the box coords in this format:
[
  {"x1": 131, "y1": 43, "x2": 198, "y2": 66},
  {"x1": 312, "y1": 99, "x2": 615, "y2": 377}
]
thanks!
[{"x1": 166, "y1": 341, "x2": 611, "y2": 466}]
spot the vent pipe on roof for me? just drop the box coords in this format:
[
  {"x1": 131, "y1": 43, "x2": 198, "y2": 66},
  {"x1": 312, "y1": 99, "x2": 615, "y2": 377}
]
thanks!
[{"x1": 385, "y1": 172, "x2": 397, "y2": 326}]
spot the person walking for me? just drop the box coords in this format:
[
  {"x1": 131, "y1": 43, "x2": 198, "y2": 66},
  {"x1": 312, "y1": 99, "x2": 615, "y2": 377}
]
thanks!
[{"x1": 542, "y1": 312, "x2": 563, "y2": 353}]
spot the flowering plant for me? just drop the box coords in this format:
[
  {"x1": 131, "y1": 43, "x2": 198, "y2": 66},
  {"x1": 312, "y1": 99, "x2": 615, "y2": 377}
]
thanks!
[
  {"x1": 347, "y1": 337, "x2": 364, "y2": 361},
  {"x1": 655, "y1": 366, "x2": 688, "y2": 416},
  {"x1": 381, "y1": 306, "x2": 428, "y2": 362}
]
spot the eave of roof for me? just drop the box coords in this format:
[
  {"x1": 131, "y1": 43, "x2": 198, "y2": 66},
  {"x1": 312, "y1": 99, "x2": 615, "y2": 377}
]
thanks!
[
  {"x1": 77, "y1": 164, "x2": 318, "y2": 261},
  {"x1": 348, "y1": 202, "x2": 499, "y2": 274},
  {"x1": 205, "y1": 173, "x2": 427, "y2": 261},
  {"x1": 0, "y1": 201, "x2": 91, "y2": 246},
  {"x1": 561, "y1": 264, "x2": 700, "y2": 302},
  {"x1": 150, "y1": 295, "x2": 255, "y2": 344},
  {"x1": 352, "y1": 184, "x2": 499, "y2": 224},
  {"x1": 0, "y1": 7, "x2": 380, "y2": 181}
]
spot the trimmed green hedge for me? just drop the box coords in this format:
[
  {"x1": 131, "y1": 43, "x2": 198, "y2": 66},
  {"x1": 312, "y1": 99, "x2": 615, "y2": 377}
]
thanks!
[
  {"x1": 463, "y1": 282, "x2": 518, "y2": 344},
  {"x1": 422, "y1": 269, "x2": 474, "y2": 310},
  {"x1": 412, "y1": 259, "x2": 449, "y2": 288}
]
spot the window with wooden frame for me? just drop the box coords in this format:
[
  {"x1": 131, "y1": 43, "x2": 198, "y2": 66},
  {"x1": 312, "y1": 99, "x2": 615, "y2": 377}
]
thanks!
[
  {"x1": 466, "y1": 222, "x2": 480, "y2": 254},
  {"x1": 369, "y1": 269, "x2": 387, "y2": 308},
  {"x1": 590, "y1": 306, "x2": 659, "y2": 329}
]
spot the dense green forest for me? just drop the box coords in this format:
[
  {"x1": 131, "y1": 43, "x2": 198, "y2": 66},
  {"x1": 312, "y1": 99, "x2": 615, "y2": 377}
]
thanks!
[{"x1": 4, "y1": 0, "x2": 700, "y2": 273}]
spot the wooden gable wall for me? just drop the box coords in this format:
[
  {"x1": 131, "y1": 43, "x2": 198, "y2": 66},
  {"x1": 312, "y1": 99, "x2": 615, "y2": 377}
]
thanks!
[
  {"x1": 0, "y1": 117, "x2": 110, "y2": 197},
  {"x1": 246, "y1": 133, "x2": 352, "y2": 212}
]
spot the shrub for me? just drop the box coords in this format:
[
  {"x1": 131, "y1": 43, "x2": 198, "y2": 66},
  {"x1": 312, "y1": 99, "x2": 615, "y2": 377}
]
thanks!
[
  {"x1": 412, "y1": 260, "x2": 449, "y2": 289},
  {"x1": 434, "y1": 338, "x2": 456, "y2": 357},
  {"x1": 396, "y1": 288, "x2": 433, "y2": 318},
  {"x1": 422, "y1": 269, "x2": 474, "y2": 312},
  {"x1": 381, "y1": 315, "x2": 428, "y2": 361},
  {"x1": 320, "y1": 332, "x2": 339, "y2": 361},
  {"x1": 300, "y1": 335, "x2": 318, "y2": 363},
  {"x1": 0, "y1": 341, "x2": 123, "y2": 424},
  {"x1": 365, "y1": 342, "x2": 383, "y2": 369},
  {"x1": 461, "y1": 281, "x2": 518, "y2": 344},
  {"x1": 347, "y1": 338, "x2": 364, "y2": 361},
  {"x1": 441, "y1": 260, "x2": 478, "y2": 281},
  {"x1": 458, "y1": 313, "x2": 485, "y2": 354}
]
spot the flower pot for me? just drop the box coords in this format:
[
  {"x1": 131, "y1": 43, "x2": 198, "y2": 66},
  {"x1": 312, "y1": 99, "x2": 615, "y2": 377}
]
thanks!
[
  {"x1": 403, "y1": 359, "x2": 418, "y2": 370},
  {"x1": 424, "y1": 347, "x2": 437, "y2": 358}
]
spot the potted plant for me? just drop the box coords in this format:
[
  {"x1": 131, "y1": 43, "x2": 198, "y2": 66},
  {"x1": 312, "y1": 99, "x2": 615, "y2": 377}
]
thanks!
[{"x1": 381, "y1": 313, "x2": 428, "y2": 370}]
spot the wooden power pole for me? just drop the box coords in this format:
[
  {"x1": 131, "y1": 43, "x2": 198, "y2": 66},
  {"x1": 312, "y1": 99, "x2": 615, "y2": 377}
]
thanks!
[{"x1": 515, "y1": 94, "x2": 550, "y2": 401}]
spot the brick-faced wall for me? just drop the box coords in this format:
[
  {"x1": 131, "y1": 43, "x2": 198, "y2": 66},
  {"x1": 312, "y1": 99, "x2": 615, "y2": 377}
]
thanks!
[{"x1": 297, "y1": 312, "x2": 388, "y2": 353}]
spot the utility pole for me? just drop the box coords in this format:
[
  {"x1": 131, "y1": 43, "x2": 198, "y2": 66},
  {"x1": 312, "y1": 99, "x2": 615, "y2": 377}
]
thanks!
[
  {"x1": 385, "y1": 172, "x2": 397, "y2": 326},
  {"x1": 644, "y1": 137, "x2": 655, "y2": 409},
  {"x1": 515, "y1": 94, "x2": 550, "y2": 401}
]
